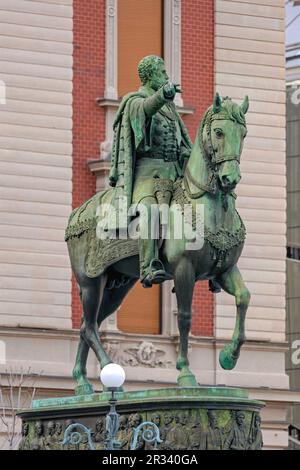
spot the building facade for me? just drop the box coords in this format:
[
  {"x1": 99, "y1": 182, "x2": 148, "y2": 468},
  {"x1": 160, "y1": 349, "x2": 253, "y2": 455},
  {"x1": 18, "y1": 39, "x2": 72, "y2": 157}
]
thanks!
[
  {"x1": 286, "y1": 0, "x2": 300, "y2": 449},
  {"x1": 0, "y1": 0, "x2": 295, "y2": 449}
]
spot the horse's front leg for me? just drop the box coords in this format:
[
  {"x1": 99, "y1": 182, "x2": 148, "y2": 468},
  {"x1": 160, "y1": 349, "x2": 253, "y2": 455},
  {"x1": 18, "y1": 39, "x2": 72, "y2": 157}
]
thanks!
[
  {"x1": 217, "y1": 265, "x2": 250, "y2": 370},
  {"x1": 174, "y1": 258, "x2": 197, "y2": 387}
]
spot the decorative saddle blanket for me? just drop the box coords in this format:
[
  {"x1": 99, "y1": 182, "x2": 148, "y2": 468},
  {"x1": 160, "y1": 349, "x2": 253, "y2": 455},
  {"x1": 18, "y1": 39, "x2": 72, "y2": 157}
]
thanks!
[
  {"x1": 65, "y1": 180, "x2": 246, "y2": 278},
  {"x1": 65, "y1": 190, "x2": 139, "y2": 278}
]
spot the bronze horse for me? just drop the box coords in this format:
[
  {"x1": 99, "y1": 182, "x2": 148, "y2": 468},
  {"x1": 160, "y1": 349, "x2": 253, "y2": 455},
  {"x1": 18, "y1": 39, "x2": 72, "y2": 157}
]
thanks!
[{"x1": 66, "y1": 93, "x2": 250, "y2": 395}]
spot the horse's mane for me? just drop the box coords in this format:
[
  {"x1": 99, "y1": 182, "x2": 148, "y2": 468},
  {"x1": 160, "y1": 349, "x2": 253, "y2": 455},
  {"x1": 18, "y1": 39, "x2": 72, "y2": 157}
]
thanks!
[{"x1": 213, "y1": 97, "x2": 246, "y2": 126}]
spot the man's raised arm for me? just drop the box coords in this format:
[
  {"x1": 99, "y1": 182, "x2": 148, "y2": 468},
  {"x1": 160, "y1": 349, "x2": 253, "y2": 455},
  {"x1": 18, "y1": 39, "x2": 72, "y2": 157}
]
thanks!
[{"x1": 143, "y1": 82, "x2": 181, "y2": 117}]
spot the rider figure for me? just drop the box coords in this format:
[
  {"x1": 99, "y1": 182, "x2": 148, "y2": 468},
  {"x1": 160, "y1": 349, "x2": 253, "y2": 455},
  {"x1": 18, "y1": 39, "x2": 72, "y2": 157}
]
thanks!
[{"x1": 108, "y1": 55, "x2": 192, "y2": 288}]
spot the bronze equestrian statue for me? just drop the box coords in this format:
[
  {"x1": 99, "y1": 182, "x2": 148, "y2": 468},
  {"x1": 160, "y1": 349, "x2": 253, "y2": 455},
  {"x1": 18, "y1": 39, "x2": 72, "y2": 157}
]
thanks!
[
  {"x1": 65, "y1": 55, "x2": 250, "y2": 395},
  {"x1": 106, "y1": 55, "x2": 192, "y2": 288}
]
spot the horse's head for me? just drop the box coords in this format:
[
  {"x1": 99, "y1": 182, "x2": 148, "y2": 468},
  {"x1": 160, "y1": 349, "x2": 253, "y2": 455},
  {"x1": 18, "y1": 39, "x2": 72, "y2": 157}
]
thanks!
[{"x1": 202, "y1": 93, "x2": 249, "y2": 192}]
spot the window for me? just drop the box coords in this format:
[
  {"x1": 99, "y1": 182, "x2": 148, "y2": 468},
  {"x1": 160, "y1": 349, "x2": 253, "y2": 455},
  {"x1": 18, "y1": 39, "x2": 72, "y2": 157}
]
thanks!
[{"x1": 116, "y1": 0, "x2": 164, "y2": 334}]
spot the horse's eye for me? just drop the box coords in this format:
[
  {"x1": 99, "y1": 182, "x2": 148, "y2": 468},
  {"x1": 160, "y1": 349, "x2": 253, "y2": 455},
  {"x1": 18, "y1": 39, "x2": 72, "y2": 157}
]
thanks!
[{"x1": 215, "y1": 129, "x2": 223, "y2": 139}]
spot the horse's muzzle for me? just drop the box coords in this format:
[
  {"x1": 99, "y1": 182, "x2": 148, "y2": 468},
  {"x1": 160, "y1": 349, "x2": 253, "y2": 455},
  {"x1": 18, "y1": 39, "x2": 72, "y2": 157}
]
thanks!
[{"x1": 220, "y1": 175, "x2": 240, "y2": 191}]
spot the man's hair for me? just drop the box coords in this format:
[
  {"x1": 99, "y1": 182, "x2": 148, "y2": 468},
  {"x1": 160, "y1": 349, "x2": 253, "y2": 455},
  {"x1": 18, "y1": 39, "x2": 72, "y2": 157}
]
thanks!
[{"x1": 138, "y1": 55, "x2": 164, "y2": 85}]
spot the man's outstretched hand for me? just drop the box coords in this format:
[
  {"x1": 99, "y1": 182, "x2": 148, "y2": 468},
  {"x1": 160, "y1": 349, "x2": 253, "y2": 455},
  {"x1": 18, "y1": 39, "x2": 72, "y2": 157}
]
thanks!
[{"x1": 163, "y1": 82, "x2": 182, "y2": 100}]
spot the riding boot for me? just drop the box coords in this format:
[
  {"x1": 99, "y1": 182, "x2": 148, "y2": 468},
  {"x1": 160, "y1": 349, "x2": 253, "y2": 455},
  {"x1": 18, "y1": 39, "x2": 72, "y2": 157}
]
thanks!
[
  {"x1": 138, "y1": 196, "x2": 168, "y2": 288},
  {"x1": 139, "y1": 238, "x2": 168, "y2": 288}
]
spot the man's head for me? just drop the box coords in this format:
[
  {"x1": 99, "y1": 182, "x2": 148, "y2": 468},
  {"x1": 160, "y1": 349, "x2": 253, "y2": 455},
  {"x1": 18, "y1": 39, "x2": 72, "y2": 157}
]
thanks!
[
  {"x1": 236, "y1": 411, "x2": 245, "y2": 426},
  {"x1": 179, "y1": 412, "x2": 188, "y2": 426},
  {"x1": 95, "y1": 418, "x2": 104, "y2": 432},
  {"x1": 138, "y1": 55, "x2": 169, "y2": 91},
  {"x1": 150, "y1": 413, "x2": 161, "y2": 426},
  {"x1": 22, "y1": 422, "x2": 29, "y2": 437},
  {"x1": 119, "y1": 415, "x2": 128, "y2": 429},
  {"x1": 163, "y1": 412, "x2": 173, "y2": 426},
  {"x1": 55, "y1": 422, "x2": 63, "y2": 435},
  {"x1": 35, "y1": 421, "x2": 43, "y2": 437},
  {"x1": 47, "y1": 421, "x2": 56, "y2": 436},
  {"x1": 254, "y1": 414, "x2": 261, "y2": 429},
  {"x1": 129, "y1": 413, "x2": 141, "y2": 428},
  {"x1": 208, "y1": 410, "x2": 218, "y2": 428}
]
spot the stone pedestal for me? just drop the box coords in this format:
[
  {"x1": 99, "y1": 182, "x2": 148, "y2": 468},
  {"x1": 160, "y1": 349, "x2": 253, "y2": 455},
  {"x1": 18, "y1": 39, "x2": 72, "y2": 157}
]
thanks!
[{"x1": 18, "y1": 387, "x2": 264, "y2": 450}]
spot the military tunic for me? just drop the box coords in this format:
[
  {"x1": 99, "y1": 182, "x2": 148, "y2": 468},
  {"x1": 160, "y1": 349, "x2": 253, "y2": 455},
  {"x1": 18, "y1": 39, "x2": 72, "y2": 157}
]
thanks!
[
  {"x1": 132, "y1": 101, "x2": 186, "y2": 204},
  {"x1": 107, "y1": 84, "x2": 192, "y2": 282}
]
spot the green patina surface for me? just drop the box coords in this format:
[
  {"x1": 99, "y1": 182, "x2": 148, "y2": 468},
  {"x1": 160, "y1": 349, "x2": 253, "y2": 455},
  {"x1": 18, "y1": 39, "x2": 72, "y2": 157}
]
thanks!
[
  {"x1": 29, "y1": 386, "x2": 262, "y2": 412},
  {"x1": 18, "y1": 387, "x2": 264, "y2": 450},
  {"x1": 65, "y1": 56, "x2": 251, "y2": 394}
]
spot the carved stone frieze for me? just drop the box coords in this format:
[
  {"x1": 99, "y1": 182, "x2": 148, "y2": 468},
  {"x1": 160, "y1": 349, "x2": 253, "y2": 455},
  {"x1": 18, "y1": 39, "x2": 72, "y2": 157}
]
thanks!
[{"x1": 103, "y1": 340, "x2": 174, "y2": 368}]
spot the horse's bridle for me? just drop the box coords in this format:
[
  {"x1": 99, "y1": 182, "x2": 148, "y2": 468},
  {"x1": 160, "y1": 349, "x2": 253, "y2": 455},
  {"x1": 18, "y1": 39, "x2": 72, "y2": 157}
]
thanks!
[
  {"x1": 184, "y1": 108, "x2": 242, "y2": 199},
  {"x1": 200, "y1": 108, "x2": 241, "y2": 166}
]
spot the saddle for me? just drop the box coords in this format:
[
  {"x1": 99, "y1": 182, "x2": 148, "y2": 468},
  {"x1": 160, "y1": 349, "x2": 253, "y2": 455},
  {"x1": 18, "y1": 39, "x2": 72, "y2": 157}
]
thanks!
[{"x1": 65, "y1": 179, "x2": 175, "y2": 279}]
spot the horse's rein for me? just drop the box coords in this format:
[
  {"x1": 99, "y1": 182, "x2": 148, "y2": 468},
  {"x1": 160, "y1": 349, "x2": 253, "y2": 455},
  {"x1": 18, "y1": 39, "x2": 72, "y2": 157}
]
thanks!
[{"x1": 184, "y1": 165, "x2": 217, "y2": 199}]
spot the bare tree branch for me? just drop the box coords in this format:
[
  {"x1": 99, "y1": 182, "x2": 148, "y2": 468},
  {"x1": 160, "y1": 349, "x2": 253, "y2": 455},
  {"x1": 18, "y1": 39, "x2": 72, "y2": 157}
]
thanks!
[{"x1": 0, "y1": 367, "x2": 43, "y2": 450}]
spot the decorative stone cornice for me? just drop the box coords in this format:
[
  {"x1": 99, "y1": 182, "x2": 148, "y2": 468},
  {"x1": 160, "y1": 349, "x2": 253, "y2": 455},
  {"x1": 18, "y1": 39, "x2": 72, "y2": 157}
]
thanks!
[{"x1": 87, "y1": 159, "x2": 111, "y2": 192}]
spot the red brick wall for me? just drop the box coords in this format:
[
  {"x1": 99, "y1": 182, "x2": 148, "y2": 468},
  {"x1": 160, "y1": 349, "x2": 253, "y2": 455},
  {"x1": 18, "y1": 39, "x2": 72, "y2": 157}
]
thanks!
[
  {"x1": 182, "y1": 0, "x2": 215, "y2": 336},
  {"x1": 72, "y1": 0, "x2": 106, "y2": 328}
]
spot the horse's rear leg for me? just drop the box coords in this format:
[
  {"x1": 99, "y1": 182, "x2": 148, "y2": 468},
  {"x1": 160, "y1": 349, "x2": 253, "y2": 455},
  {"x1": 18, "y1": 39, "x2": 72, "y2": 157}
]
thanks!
[
  {"x1": 174, "y1": 259, "x2": 197, "y2": 386},
  {"x1": 80, "y1": 275, "x2": 112, "y2": 365},
  {"x1": 217, "y1": 265, "x2": 250, "y2": 370},
  {"x1": 73, "y1": 285, "x2": 93, "y2": 396},
  {"x1": 73, "y1": 311, "x2": 111, "y2": 396},
  {"x1": 98, "y1": 278, "x2": 137, "y2": 325},
  {"x1": 73, "y1": 276, "x2": 110, "y2": 395},
  {"x1": 73, "y1": 277, "x2": 136, "y2": 395},
  {"x1": 73, "y1": 326, "x2": 94, "y2": 396}
]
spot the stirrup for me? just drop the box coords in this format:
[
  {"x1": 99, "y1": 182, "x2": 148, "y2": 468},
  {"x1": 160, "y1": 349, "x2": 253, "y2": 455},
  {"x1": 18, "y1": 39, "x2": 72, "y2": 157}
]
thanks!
[{"x1": 141, "y1": 259, "x2": 168, "y2": 288}]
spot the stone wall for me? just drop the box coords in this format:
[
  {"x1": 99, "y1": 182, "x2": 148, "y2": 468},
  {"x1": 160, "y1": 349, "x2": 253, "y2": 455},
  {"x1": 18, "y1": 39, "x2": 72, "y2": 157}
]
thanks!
[{"x1": 0, "y1": 0, "x2": 73, "y2": 329}]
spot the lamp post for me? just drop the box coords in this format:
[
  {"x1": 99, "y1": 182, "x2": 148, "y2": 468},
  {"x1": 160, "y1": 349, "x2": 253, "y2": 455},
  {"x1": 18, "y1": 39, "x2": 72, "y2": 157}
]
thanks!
[
  {"x1": 100, "y1": 363, "x2": 126, "y2": 450},
  {"x1": 61, "y1": 363, "x2": 162, "y2": 450}
]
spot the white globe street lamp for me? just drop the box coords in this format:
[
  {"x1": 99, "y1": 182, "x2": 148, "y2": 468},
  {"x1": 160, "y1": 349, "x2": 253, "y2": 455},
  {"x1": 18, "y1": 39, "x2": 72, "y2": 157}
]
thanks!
[
  {"x1": 100, "y1": 363, "x2": 126, "y2": 390},
  {"x1": 100, "y1": 363, "x2": 126, "y2": 450}
]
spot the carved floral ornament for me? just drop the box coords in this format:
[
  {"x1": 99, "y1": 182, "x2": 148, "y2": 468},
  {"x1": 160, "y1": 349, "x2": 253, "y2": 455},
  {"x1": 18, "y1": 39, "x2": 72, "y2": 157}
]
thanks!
[
  {"x1": 103, "y1": 340, "x2": 174, "y2": 368},
  {"x1": 108, "y1": 6, "x2": 115, "y2": 17}
]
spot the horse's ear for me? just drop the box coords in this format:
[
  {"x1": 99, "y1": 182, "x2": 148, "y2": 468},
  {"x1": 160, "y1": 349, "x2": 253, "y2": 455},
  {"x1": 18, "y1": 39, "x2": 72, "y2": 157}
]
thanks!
[
  {"x1": 213, "y1": 92, "x2": 222, "y2": 113},
  {"x1": 240, "y1": 95, "x2": 249, "y2": 114}
]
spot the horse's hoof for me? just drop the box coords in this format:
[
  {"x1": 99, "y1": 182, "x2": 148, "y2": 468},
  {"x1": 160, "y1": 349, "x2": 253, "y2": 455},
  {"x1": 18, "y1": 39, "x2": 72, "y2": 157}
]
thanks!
[
  {"x1": 75, "y1": 382, "x2": 94, "y2": 396},
  {"x1": 219, "y1": 348, "x2": 239, "y2": 370},
  {"x1": 176, "y1": 356, "x2": 189, "y2": 371},
  {"x1": 177, "y1": 367, "x2": 198, "y2": 387}
]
